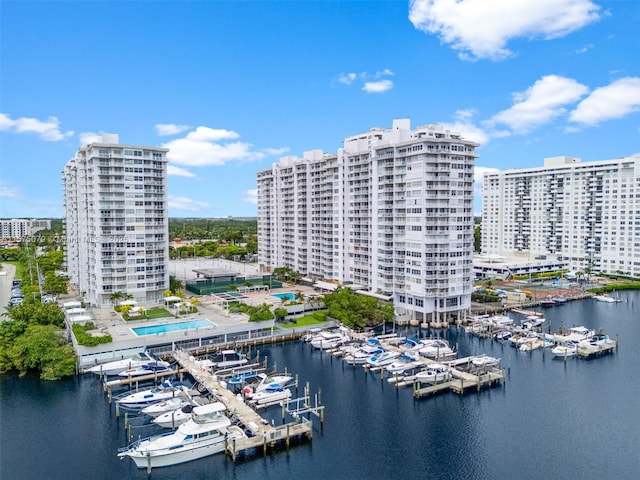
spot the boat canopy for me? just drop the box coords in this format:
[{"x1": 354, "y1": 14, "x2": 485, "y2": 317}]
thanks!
[{"x1": 193, "y1": 402, "x2": 227, "y2": 416}]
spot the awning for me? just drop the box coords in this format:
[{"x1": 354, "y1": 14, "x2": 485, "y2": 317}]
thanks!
[
  {"x1": 119, "y1": 300, "x2": 137, "y2": 306},
  {"x1": 62, "y1": 301, "x2": 82, "y2": 309},
  {"x1": 68, "y1": 314, "x2": 92, "y2": 323},
  {"x1": 314, "y1": 281, "x2": 339, "y2": 291},
  {"x1": 65, "y1": 308, "x2": 86, "y2": 315},
  {"x1": 356, "y1": 290, "x2": 393, "y2": 302}
]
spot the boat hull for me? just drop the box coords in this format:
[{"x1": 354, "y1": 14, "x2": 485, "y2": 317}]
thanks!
[{"x1": 122, "y1": 435, "x2": 227, "y2": 468}]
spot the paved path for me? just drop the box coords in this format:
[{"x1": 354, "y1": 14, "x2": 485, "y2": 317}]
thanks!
[{"x1": 0, "y1": 263, "x2": 16, "y2": 318}]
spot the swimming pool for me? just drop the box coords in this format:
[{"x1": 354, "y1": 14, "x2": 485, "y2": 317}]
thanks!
[
  {"x1": 131, "y1": 319, "x2": 216, "y2": 337},
  {"x1": 272, "y1": 292, "x2": 296, "y2": 301}
]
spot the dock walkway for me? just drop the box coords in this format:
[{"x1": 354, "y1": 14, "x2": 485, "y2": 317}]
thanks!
[{"x1": 172, "y1": 350, "x2": 313, "y2": 460}]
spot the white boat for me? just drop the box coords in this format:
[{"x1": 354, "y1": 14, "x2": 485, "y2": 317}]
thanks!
[
  {"x1": 522, "y1": 315, "x2": 545, "y2": 330},
  {"x1": 492, "y1": 329, "x2": 513, "y2": 342},
  {"x1": 470, "y1": 355, "x2": 500, "y2": 368},
  {"x1": 415, "y1": 364, "x2": 451, "y2": 384},
  {"x1": 115, "y1": 381, "x2": 188, "y2": 408},
  {"x1": 118, "y1": 402, "x2": 244, "y2": 468},
  {"x1": 118, "y1": 361, "x2": 171, "y2": 377},
  {"x1": 152, "y1": 398, "x2": 212, "y2": 428},
  {"x1": 205, "y1": 350, "x2": 249, "y2": 370},
  {"x1": 243, "y1": 373, "x2": 293, "y2": 397},
  {"x1": 419, "y1": 339, "x2": 455, "y2": 360},
  {"x1": 141, "y1": 396, "x2": 189, "y2": 417},
  {"x1": 398, "y1": 338, "x2": 422, "y2": 353},
  {"x1": 488, "y1": 315, "x2": 514, "y2": 328},
  {"x1": 546, "y1": 326, "x2": 595, "y2": 343},
  {"x1": 387, "y1": 363, "x2": 428, "y2": 383},
  {"x1": 250, "y1": 387, "x2": 292, "y2": 405},
  {"x1": 593, "y1": 294, "x2": 620, "y2": 303},
  {"x1": 311, "y1": 331, "x2": 350, "y2": 350},
  {"x1": 365, "y1": 350, "x2": 400, "y2": 368},
  {"x1": 344, "y1": 342, "x2": 384, "y2": 365},
  {"x1": 86, "y1": 351, "x2": 158, "y2": 376},
  {"x1": 552, "y1": 341, "x2": 578, "y2": 357},
  {"x1": 385, "y1": 354, "x2": 421, "y2": 374},
  {"x1": 518, "y1": 338, "x2": 546, "y2": 351}
]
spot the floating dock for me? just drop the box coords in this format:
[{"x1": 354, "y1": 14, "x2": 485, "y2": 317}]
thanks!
[{"x1": 172, "y1": 350, "x2": 321, "y2": 461}]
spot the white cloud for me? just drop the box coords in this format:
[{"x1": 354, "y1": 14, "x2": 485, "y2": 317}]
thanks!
[
  {"x1": 242, "y1": 189, "x2": 257, "y2": 204},
  {"x1": 375, "y1": 69, "x2": 394, "y2": 78},
  {"x1": 155, "y1": 123, "x2": 191, "y2": 136},
  {"x1": 0, "y1": 185, "x2": 20, "y2": 198},
  {"x1": 409, "y1": 0, "x2": 601, "y2": 61},
  {"x1": 168, "y1": 195, "x2": 211, "y2": 212},
  {"x1": 167, "y1": 165, "x2": 196, "y2": 177},
  {"x1": 338, "y1": 73, "x2": 357, "y2": 85},
  {"x1": 569, "y1": 77, "x2": 640, "y2": 126},
  {"x1": 79, "y1": 132, "x2": 102, "y2": 145},
  {"x1": 442, "y1": 109, "x2": 490, "y2": 146},
  {"x1": 363, "y1": 79, "x2": 394, "y2": 93},
  {"x1": 486, "y1": 75, "x2": 589, "y2": 134},
  {"x1": 576, "y1": 43, "x2": 594, "y2": 54},
  {"x1": 163, "y1": 126, "x2": 284, "y2": 167},
  {"x1": 0, "y1": 113, "x2": 74, "y2": 141}
]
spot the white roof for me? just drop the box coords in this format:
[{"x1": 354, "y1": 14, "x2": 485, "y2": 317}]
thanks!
[
  {"x1": 68, "y1": 315, "x2": 92, "y2": 323},
  {"x1": 119, "y1": 300, "x2": 137, "y2": 306},
  {"x1": 63, "y1": 301, "x2": 82, "y2": 309},
  {"x1": 164, "y1": 296, "x2": 182, "y2": 302},
  {"x1": 66, "y1": 307, "x2": 86, "y2": 315},
  {"x1": 314, "y1": 281, "x2": 339, "y2": 291}
]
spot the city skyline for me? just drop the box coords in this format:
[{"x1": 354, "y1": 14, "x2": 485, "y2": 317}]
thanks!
[{"x1": 1, "y1": 0, "x2": 639, "y2": 218}]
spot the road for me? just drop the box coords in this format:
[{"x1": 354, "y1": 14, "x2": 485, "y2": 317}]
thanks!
[{"x1": 1, "y1": 263, "x2": 16, "y2": 318}]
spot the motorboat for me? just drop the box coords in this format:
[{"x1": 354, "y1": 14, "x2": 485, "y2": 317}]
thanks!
[
  {"x1": 492, "y1": 329, "x2": 513, "y2": 342},
  {"x1": 115, "y1": 381, "x2": 189, "y2": 409},
  {"x1": 552, "y1": 341, "x2": 578, "y2": 357},
  {"x1": 344, "y1": 342, "x2": 384, "y2": 365},
  {"x1": 227, "y1": 371, "x2": 263, "y2": 387},
  {"x1": 387, "y1": 363, "x2": 428, "y2": 383},
  {"x1": 365, "y1": 350, "x2": 400, "y2": 369},
  {"x1": 118, "y1": 361, "x2": 172, "y2": 377},
  {"x1": 86, "y1": 351, "x2": 158, "y2": 376},
  {"x1": 301, "y1": 328, "x2": 322, "y2": 343},
  {"x1": 152, "y1": 398, "x2": 213, "y2": 428},
  {"x1": 521, "y1": 315, "x2": 545, "y2": 330},
  {"x1": 593, "y1": 294, "x2": 621, "y2": 303},
  {"x1": 419, "y1": 339, "x2": 455, "y2": 360},
  {"x1": 470, "y1": 355, "x2": 500, "y2": 368},
  {"x1": 385, "y1": 354, "x2": 421, "y2": 374},
  {"x1": 540, "y1": 296, "x2": 556, "y2": 307},
  {"x1": 488, "y1": 315, "x2": 514, "y2": 328},
  {"x1": 118, "y1": 402, "x2": 244, "y2": 468},
  {"x1": 578, "y1": 334, "x2": 616, "y2": 349},
  {"x1": 415, "y1": 364, "x2": 451, "y2": 384},
  {"x1": 551, "y1": 295, "x2": 568, "y2": 304},
  {"x1": 206, "y1": 350, "x2": 249, "y2": 370},
  {"x1": 546, "y1": 326, "x2": 595, "y2": 343},
  {"x1": 243, "y1": 373, "x2": 293, "y2": 398},
  {"x1": 518, "y1": 338, "x2": 546, "y2": 351},
  {"x1": 141, "y1": 396, "x2": 189, "y2": 417},
  {"x1": 310, "y1": 329, "x2": 350, "y2": 349},
  {"x1": 398, "y1": 337, "x2": 422, "y2": 353},
  {"x1": 250, "y1": 387, "x2": 292, "y2": 406}
]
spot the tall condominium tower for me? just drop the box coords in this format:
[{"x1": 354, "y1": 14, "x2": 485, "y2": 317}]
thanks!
[
  {"x1": 62, "y1": 134, "x2": 169, "y2": 307},
  {"x1": 482, "y1": 155, "x2": 640, "y2": 277},
  {"x1": 257, "y1": 119, "x2": 478, "y2": 323}
]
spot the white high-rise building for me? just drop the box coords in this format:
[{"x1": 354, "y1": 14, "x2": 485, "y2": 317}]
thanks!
[
  {"x1": 0, "y1": 219, "x2": 52, "y2": 240},
  {"x1": 62, "y1": 134, "x2": 170, "y2": 307},
  {"x1": 258, "y1": 119, "x2": 478, "y2": 323},
  {"x1": 482, "y1": 155, "x2": 640, "y2": 277}
]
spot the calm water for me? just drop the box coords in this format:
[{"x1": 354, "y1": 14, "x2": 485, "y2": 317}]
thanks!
[{"x1": 2, "y1": 292, "x2": 639, "y2": 480}]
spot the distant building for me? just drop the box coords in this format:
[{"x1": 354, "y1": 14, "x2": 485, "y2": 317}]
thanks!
[
  {"x1": 62, "y1": 134, "x2": 170, "y2": 307},
  {"x1": 258, "y1": 119, "x2": 479, "y2": 324},
  {"x1": 0, "y1": 218, "x2": 52, "y2": 240},
  {"x1": 482, "y1": 155, "x2": 640, "y2": 277}
]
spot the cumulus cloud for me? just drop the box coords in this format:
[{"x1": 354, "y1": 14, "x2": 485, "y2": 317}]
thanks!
[
  {"x1": 569, "y1": 77, "x2": 640, "y2": 126},
  {"x1": 162, "y1": 126, "x2": 285, "y2": 167},
  {"x1": 363, "y1": 79, "x2": 394, "y2": 93},
  {"x1": 0, "y1": 113, "x2": 74, "y2": 141},
  {"x1": 155, "y1": 123, "x2": 191, "y2": 136},
  {"x1": 338, "y1": 73, "x2": 357, "y2": 85},
  {"x1": 486, "y1": 75, "x2": 589, "y2": 134},
  {"x1": 242, "y1": 189, "x2": 257, "y2": 204},
  {"x1": 168, "y1": 195, "x2": 211, "y2": 212},
  {"x1": 409, "y1": 0, "x2": 601, "y2": 61},
  {"x1": 442, "y1": 109, "x2": 490, "y2": 146},
  {"x1": 336, "y1": 69, "x2": 394, "y2": 93},
  {"x1": 167, "y1": 165, "x2": 196, "y2": 177}
]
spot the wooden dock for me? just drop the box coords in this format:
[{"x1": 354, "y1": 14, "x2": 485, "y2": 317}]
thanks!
[
  {"x1": 172, "y1": 350, "x2": 316, "y2": 460},
  {"x1": 413, "y1": 368, "x2": 506, "y2": 398}
]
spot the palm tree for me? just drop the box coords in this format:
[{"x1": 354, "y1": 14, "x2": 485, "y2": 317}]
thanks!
[{"x1": 109, "y1": 291, "x2": 124, "y2": 304}]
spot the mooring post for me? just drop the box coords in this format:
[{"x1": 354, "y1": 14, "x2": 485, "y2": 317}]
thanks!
[{"x1": 146, "y1": 452, "x2": 151, "y2": 474}]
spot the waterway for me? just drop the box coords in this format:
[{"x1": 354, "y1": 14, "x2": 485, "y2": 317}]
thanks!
[{"x1": 1, "y1": 292, "x2": 639, "y2": 480}]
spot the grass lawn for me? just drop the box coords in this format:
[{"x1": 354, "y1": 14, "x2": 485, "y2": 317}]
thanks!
[
  {"x1": 3, "y1": 261, "x2": 25, "y2": 280},
  {"x1": 143, "y1": 308, "x2": 174, "y2": 319},
  {"x1": 280, "y1": 311, "x2": 327, "y2": 329}
]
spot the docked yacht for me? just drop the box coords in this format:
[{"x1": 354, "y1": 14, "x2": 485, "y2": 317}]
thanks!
[
  {"x1": 118, "y1": 361, "x2": 171, "y2": 377},
  {"x1": 551, "y1": 341, "x2": 578, "y2": 357},
  {"x1": 419, "y1": 339, "x2": 455, "y2": 360},
  {"x1": 365, "y1": 350, "x2": 400, "y2": 369},
  {"x1": 86, "y1": 351, "x2": 159, "y2": 376},
  {"x1": 310, "y1": 328, "x2": 350, "y2": 349},
  {"x1": 115, "y1": 381, "x2": 189, "y2": 409},
  {"x1": 118, "y1": 402, "x2": 244, "y2": 468},
  {"x1": 521, "y1": 315, "x2": 545, "y2": 330},
  {"x1": 344, "y1": 342, "x2": 384, "y2": 365},
  {"x1": 593, "y1": 294, "x2": 621, "y2": 303},
  {"x1": 152, "y1": 397, "x2": 213, "y2": 428},
  {"x1": 546, "y1": 326, "x2": 595, "y2": 343},
  {"x1": 415, "y1": 364, "x2": 451, "y2": 384},
  {"x1": 243, "y1": 373, "x2": 293, "y2": 398},
  {"x1": 141, "y1": 396, "x2": 189, "y2": 417},
  {"x1": 470, "y1": 355, "x2": 500, "y2": 368},
  {"x1": 250, "y1": 387, "x2": 292, "y2": 406},
  {"x1": 385, "y1": 354, "x2": 421, "y2": 374},
  {"x1": 387, "y1": 363, "x2": 428, "y2": 383}
]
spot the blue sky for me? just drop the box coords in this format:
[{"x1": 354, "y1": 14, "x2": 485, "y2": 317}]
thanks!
[{"x1": 1, "y1": 0, "x2": 639, "y2": 218}]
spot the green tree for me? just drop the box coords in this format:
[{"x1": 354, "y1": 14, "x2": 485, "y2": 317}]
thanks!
[
  {"x1": 274, "y1": 307, "x2": 288, "y2": 322},
  {"x1": 43, "y1": 273, "x2": 68, "y2": 295},
  {"x1": 169, "y1": 276, "x2": 183, "y2": 292},
  {"x1": 4, "y1": 300, "x2": 65, "y2": 327}
]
